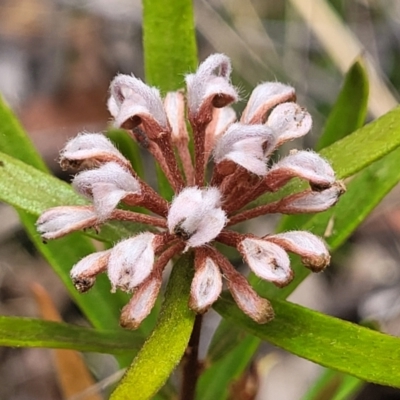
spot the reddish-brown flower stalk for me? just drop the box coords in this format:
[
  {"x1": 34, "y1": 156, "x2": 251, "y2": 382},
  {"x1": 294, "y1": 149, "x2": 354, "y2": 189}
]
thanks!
[{"x1": 37, "y1": 54, "x2": 344, "y2": 329}]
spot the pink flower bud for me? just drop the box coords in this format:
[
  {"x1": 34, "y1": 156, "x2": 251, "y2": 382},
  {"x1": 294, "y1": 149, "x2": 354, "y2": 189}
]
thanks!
[
  {"x1": 167, "y1": 187, "x2": 227, "y2": 249},
  {"x1": 108, "y1": 74, "x2": 168, "y2": 137},
  {"x1": 276, "y1": 182, "x2": 345, "y2": 214},
  {"x1": 73, "y1": 162, "x2": 142, "y2": 220},
  {"x1": 265, "y1": 150, "x2": 335, "y2": 191},
  {"x1": 70, "y1": 250, "x2": 110, "y2": 293},
  {"x1": 36, "y1": 206, "x2": 97, "y2": 240},
  {"x1": 265, "y1": 231, "x2": 330, "y2": 272},
  {"x1": 186, "y1": 54, "x2": 238, "y2": 123},
  {"x1": 107, "y1": 232, "x2": 156, "y2": 293},
  {"x1": 267, "y1": 103, "x2": 312, "y2": 148},
  {"x1": 189, "y1": 253, "x2": 223, "y2": 313},
  {"x1": 238, "y1": 237, "x2": 293, "y2": 287},
  {"x1": 241, "y1": 82, "x2": 296, "y2": 124},
  {"x1": 60, "y1": 133, "x2": 129, "y2": 170},
  {"x1": 214, "y1": 123, "x2": 274, "y2": 176},
  {"x1": 120, "y1": 273, "x2": 162, "y2": 329},
  {"x1": 164, "y1": 91, "x2": 189, "y2": 143}
]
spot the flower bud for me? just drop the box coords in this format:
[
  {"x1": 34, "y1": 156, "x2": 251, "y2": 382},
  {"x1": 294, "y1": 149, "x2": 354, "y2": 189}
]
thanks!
[
  {"x1": 276, "y1": 182, "x2": 345, "y2": 214},
  {"x1": 241, "y1": 82, "x2": 296, "y2": 124},
  {"x1": 109, "y1": 74, "x2": 168, "y2": 138},
  {"x1": 107, "y1": 232, "x2": 156, "y2": 293},
  {"x1": 265, "y1": 231, "x2": 330, "y2": 272},
  {"x1": 186, "y1": 54, "x2": 238, "y2": 124},
  {"x1": 267, "y1": 103, "x2": 312, "y2": 148},
  {"x1": 60, "y1": 133, "x2": 129, "y2": 170},
  {"x1": 214, "y1": 123, "x2": 274, "y2": 176},
  {"x1": 70, "y1": 250, "x2": 110, "y2": 293},
  {"x1": 164, "y1": 91, "x2": 189, "y2": 143},
  {"x1": 167, "y1": 187, "x2": 227, "y2": 249},
  {"x1": 189, "y1": 252, "x2": 223, "y2": 313},
  {"x1": 238, "y1": 237, "x2": 293, "y2": 287},
  {"x1": 36, "y1": 206, "x2": 97, "y2": 240},
  {"x1": 120, "y1": 273, "x2": 162, "y2": 329},
  {"x1": 265, "y1": 150, "x2": 335, "y2": 191},
  {"x1": 73, "y1": 162, "x2": 142, "y2": 220}
]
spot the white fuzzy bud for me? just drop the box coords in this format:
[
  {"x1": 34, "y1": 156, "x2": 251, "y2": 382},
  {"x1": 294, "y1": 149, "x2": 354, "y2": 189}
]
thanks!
[
  {"x1": 241, "y1": 82, "x2": 296, "y2": 124},
  {"x1": 107, "y1": 233, "x2": 156, "y2": 293},
  {"x1": 60, "y1": 133, "x2": 129, "y2": 170},
  {"x1": 266, "y1": 231, "x2": 330, "y2": 272},
  {"x1": 70, "y1": 250, "x2": 110, "y2": 292},
  {"x1": 36, "y1": 206, "x2": 97, "y2": 240},
  {"x1": 185, "y1": 54, "x2": 238, "y2": 122},
  {"x1": 265, "y1": 150, "x2": 335, "y2": 191},
  {"x1": 238, "y1": 237, "x2": 293, "y2": 287},
  {"x1": 73, "y1": 162, "x2": 142, "y2": 220},
  {"x1": 214, "y1": 123, "x2": 274, "y2": 176},
  {"x1": 189, "y1": 255, "x2": 222, "y2": 313},
  {"x1": 120, "y1": 273, "x2": 162, "y2": 329},
  {"x1": 167, "y1": 187, "x2": 227, "y2": 249},
  {"x1": 267, "y1": 102, "x2": 312, "y2": 148},
  {"x1": 108, "y1": 74, "x2": 168, "y2": 137}
]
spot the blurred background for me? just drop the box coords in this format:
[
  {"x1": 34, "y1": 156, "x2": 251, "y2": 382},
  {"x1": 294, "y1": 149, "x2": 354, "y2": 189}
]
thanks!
[{"x1": 1, "y1": 0, "x2": 400, "y2": 399}]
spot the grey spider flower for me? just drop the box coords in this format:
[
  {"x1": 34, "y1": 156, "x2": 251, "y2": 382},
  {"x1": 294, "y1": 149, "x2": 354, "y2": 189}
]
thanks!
[{"x1": 37, "y1": 54, "x2": 345, "y2": 329}]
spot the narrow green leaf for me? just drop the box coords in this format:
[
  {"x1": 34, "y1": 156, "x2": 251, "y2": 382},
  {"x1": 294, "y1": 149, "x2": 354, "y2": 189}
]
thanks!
[
  {"x1": 215, "y1": 296, "x2": 400, "y2": 388},
  {"x1": 110, "y1": 255, "x2": 196, "y2": 400},
  {"x1": 0, "y1": 316, "x2": 142, "y2": 355},
  {"x1": 143, "y1": 0, "x2": 197, "y2": 93},
  {"x1": 317, "y1": 59, "x2": 369, "y2": 151},
  {"x1": 302, "y1": 368, "x2": 363, "y2": 400},
  {"x1": 143, "y1": 0, "x2": 197, "y2": 200}
]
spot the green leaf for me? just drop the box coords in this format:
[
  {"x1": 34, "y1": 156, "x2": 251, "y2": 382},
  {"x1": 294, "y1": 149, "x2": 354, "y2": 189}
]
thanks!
[
  {"x1": 143, "y1": 0, "x2": 197, "y2": 93},
  {"x1": 143, "y1": 0, "x2": 197, "y2": 200},
  {"x1": 110, "y1": 255, "x2": 196, "y2": 400},
  {"x1": 317, "y1": 59, "x2": 369, "y2": 151},
  {"x1": 215, "y1": 296, "x2": 400, "y2": 388},
  {"x1": 302, "y1": 368, "x2": 363, "y2": 400},
  {"x1": 0, "y1": 316, "x2": 142, "y2": 355}
]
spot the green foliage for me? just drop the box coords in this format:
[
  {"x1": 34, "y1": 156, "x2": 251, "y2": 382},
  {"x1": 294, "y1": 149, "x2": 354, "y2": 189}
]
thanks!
[
  {"x1": 110, "y1": 255, "x2": 196, "y2": 400},
  {"x1": 0, "y1": 316, "x2": 143, "y2": 355}
]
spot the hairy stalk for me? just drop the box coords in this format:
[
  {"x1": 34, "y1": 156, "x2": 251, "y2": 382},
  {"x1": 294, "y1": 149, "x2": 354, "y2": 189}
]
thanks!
[{"x1": 180, "y1": 314, "x2": 203, "y2": 400}]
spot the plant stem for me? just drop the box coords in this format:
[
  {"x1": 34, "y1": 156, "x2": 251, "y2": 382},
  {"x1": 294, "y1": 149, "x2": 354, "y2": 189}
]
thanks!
[{"x1": 180, "y1": 314, "x2": 203, "y2": 400}]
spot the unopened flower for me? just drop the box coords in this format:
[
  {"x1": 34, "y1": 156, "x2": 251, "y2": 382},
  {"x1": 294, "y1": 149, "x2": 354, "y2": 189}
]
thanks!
[{"x1": 37, "y1": 54, "x2": 345, "y2": 328}]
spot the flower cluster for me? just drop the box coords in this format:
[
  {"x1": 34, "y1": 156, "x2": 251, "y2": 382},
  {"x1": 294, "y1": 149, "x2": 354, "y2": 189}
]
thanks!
[{"x1": 37, "y1": 54, "x2": 344, "y2": 329}]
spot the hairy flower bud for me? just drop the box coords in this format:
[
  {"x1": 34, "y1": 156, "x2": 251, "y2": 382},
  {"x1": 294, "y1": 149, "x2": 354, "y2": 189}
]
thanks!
[
  {"x1": 109, "y1": 74, "x2": 168, "y2": 137},
  {"x1": 36, "y1": 206, "x2": 97, "y2": 240},
  {"x1": 60, "y1": 133, "x2": 129, "y2": 170},
  {"x1": 238, "y1": 237, "x2": 293, "y2": 287},
  {"x1": 186, "y1": 54, "x2": 238, "y2": 124},
  {"x1": 107, "y1": 232, "x2": 156, "y2": 292},
  {"x1": 241, "y1": 82, "x2": 296, "y2": 125},
  {"x1": 265, "y1": 231, "x2": 330, "y2": 272},
  {"x1": 167, "y1": 187, "x2": 227, "y2": 249},
  {"x1": 189, "y1": 252, "x2": 223, "y2": 313},
  {"x1": 214, "y1": 123, "x2": 274, "y2": 176},
  {"x1": 70, "y1": 250, "x2": 110, "y2": 293},
  {"x1": 267, "y1": 103, "x2": 312, "y2": 148},
  {"x1": 265, "y1": 150, "x2": 335, "y2": 191},
  {"x1": 73, "y1": 162, "x2": 142, "y2": 219}
]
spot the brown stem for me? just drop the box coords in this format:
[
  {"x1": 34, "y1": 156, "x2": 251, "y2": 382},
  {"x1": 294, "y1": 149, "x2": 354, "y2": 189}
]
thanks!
[
  {"x1": 110, "y1": 209, "x2": 167, "y2": 228},
  {"x1": 180, "y1": 314, "x2": 203, "y2": 400},
  {"x1": 192, "y1": 121, "x2": 208, "y2": 187}
]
